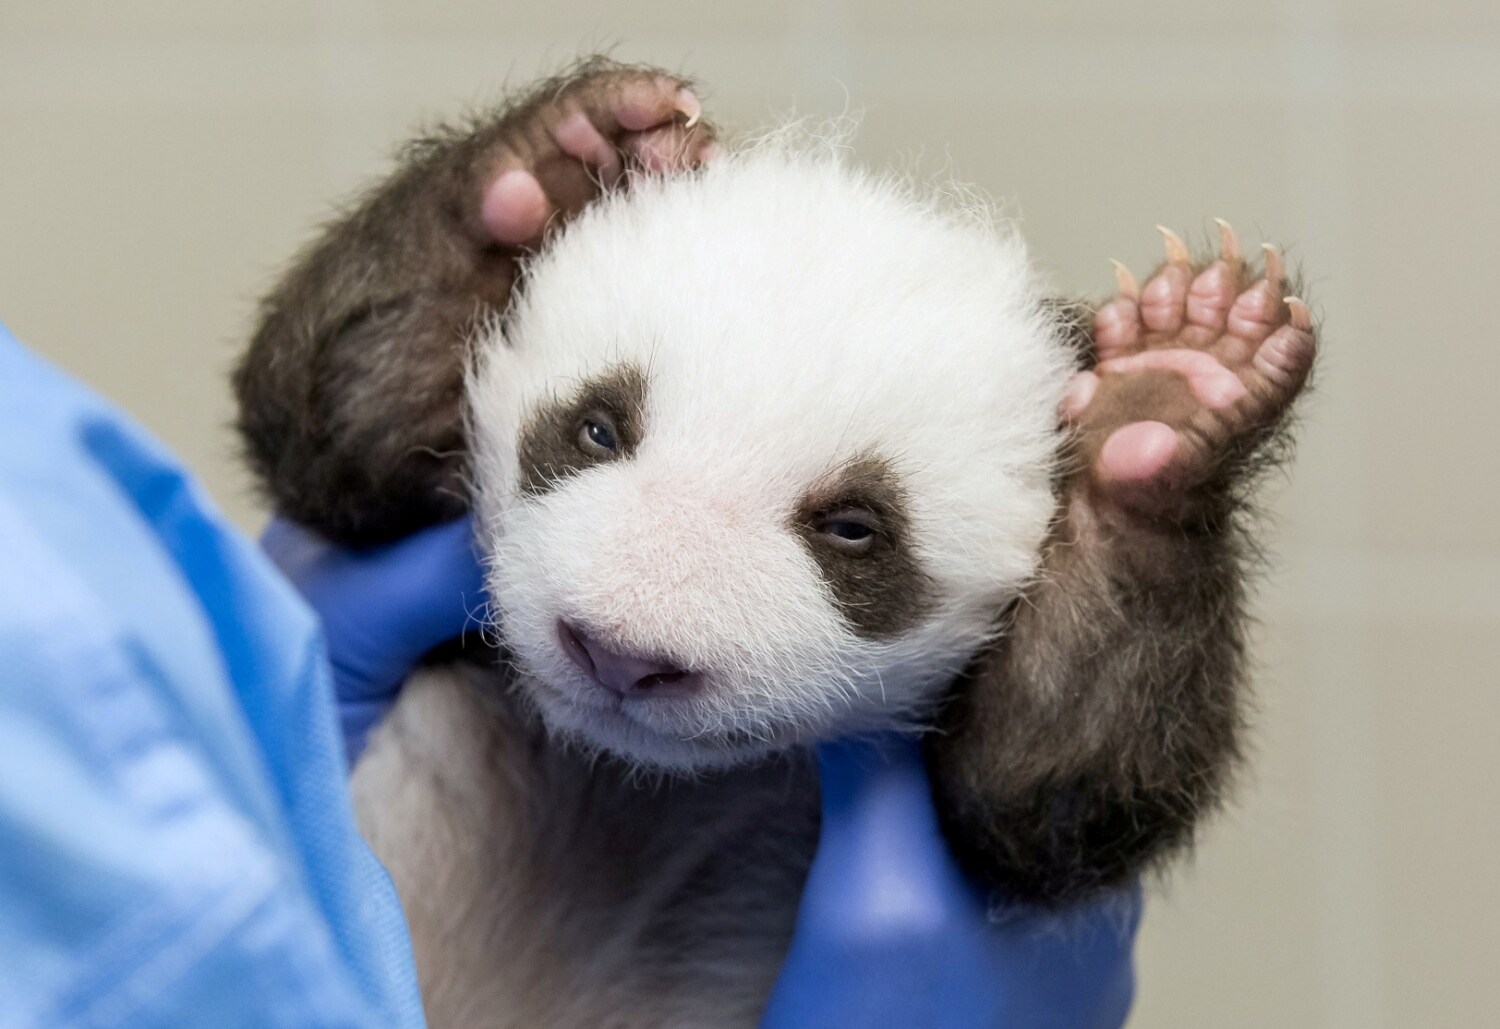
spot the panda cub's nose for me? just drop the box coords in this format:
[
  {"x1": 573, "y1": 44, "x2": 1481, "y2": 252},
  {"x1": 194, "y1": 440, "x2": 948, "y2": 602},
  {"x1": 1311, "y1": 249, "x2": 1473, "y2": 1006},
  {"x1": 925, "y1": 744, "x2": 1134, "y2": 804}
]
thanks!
[{"x1": 557, "y1": 620, "x2": 700, "y2": 697}]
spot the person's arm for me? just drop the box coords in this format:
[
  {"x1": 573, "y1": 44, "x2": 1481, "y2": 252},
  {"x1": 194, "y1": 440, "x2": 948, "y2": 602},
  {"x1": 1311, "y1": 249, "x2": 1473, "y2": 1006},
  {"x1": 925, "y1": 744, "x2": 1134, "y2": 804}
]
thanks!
[{"x1": 0, "y1": 329, "x2": 424, "y2": 1027}]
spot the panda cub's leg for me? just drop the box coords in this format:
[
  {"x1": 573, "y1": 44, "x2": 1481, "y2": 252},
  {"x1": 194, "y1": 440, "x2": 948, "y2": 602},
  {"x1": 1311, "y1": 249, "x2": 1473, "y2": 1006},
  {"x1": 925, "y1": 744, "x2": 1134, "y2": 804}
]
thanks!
[
  {"x1": 234, "y1": 59, "x2": 716, "y2": 545},
  {"x1": 927, "y1": 222, "x2": 1317, "y2": 904}
]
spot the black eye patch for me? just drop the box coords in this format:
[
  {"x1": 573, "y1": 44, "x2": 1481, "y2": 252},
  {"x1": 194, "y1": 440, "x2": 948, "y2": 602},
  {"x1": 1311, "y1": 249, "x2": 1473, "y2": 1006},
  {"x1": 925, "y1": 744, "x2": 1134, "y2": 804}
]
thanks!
[
  {"x1": 795, "y1": 456, "x2": 934, "y2": 639},
  {"x1": 516, "y1": 364, "x2": 647, "y2": 497}
]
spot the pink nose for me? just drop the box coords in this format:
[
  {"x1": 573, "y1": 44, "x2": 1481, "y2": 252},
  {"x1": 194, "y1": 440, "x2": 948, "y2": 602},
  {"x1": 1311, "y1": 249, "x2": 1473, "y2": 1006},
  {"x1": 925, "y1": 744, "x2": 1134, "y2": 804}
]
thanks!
[{"x1": 557, "y1": 620, "x2": 700, "y2": 697}]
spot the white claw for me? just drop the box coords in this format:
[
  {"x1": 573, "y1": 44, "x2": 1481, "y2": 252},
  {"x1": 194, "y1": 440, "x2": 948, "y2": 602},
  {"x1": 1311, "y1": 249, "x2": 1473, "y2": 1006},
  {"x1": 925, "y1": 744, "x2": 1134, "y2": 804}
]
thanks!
[
  {"x1": 1213, "y1": 217, "x2": 1242, "y2": 264},
  {"x1": 674, "y1": 88, "x2": 702, "y2": 128},
  {"x1": 1284, "y1": 296, "x2": 1312, "y2": 330},
  {"x1": 1261, "y1": 243, "x2": 1285, "y2": 285},
  {"x1": 1110, "y1": 259, "x2": 1140, "y2": 300},
  {"x1": 1156, "y1": 225, "x2": 1191, "y2": 265}
]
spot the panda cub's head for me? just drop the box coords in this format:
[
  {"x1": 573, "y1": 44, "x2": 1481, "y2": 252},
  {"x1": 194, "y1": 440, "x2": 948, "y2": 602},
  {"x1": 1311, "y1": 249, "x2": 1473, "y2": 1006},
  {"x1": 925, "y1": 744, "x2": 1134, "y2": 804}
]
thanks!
[{"x1": 469, "y1": 140, "x2": 1071, "y2": 772}]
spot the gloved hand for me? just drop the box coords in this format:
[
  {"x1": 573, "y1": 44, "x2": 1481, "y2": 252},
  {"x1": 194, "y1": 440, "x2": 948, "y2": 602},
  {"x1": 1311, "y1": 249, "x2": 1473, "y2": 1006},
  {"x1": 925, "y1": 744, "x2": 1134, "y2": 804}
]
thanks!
[
  {"x1": 261, "y1": 517, "x2": 487, "y2": 765},
  {"x1": 762, "y1": 735, "x2": 1141, "y2": 1029}
]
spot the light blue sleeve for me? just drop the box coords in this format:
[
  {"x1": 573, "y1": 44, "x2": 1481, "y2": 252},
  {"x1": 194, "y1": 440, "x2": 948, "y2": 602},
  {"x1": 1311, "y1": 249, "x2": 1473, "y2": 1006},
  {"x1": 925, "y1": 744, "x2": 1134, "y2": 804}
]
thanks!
[{"x1": 0, "y1": 325, "x2": 424, "y2": 1028}]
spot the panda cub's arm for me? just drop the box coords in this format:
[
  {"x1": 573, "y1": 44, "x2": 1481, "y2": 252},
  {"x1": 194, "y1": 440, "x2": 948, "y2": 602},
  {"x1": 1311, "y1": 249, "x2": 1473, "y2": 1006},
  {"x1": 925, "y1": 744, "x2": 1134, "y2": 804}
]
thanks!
[
  {"x1": 234, "y1": 60, "x2": 714, "y2": 545},
  {"x1": 928, "y1": 238, "x2": 1316, "y2": 903}
]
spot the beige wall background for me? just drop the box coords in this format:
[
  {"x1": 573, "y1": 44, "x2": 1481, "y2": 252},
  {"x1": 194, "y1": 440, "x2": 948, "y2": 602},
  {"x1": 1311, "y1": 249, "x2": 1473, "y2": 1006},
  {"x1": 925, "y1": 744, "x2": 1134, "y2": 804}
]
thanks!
[{"x1": 4, "y1": 2, "x2": 1497, "y2": 1025}]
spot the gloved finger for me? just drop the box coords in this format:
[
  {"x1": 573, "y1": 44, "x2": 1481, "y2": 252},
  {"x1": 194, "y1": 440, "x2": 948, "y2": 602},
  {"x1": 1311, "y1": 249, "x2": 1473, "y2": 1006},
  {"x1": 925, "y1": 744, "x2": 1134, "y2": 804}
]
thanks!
[
  {"x1": 980, "y1": 880, "x2": 1143, "y2": 1029},
  {"x1": 258, "y1": 515, "x2": 332, "y2": 581},
  {"x1": 261, "y1": 515, "x2": 487, "y2": 654},
  {"x1": 1053, "y1": 879, "x2": 1140, "y2": 1029},
  {"x1": 372, "y1": 516, "x2": 489, "y2": 650},
  {"x1": 804, "y1": 733, "x2": 979, "y2": 933}
]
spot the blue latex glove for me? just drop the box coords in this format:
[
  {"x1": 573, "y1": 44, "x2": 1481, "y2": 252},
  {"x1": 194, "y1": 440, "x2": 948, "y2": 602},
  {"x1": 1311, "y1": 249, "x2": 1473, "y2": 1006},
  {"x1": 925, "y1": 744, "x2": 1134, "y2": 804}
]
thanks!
[
  {"x1": 762, "y1": 735, "x2": 1141, "y2": 1029},
  {"x1": 261, "y1": 517, "x2": 487, "y2": 765}
]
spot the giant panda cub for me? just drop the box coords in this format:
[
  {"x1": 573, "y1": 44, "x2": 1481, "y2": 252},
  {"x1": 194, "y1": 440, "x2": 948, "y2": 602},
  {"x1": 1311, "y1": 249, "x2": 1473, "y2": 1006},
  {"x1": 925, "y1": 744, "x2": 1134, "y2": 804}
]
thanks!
[{"x1": 235, "y1": 60, "x2": 1317, "y2": 1027}]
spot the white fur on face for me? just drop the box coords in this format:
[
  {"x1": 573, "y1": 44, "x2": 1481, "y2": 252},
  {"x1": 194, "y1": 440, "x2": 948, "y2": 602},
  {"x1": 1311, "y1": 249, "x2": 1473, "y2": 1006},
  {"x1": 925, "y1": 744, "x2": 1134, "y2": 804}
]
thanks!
[{"x1": 469, "y1": 136, "x2": 1072, "y2": 771}]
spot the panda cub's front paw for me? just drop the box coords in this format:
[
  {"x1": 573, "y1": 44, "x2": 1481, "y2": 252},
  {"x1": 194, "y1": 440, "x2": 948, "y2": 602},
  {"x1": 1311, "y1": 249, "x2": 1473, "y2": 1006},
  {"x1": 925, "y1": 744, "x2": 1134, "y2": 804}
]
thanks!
[
  {"x1": 1061, "y1": 220, "x2": 1318, "y2": 522},
  {"x1": 475, "y1": 58, "x2": 717, "y2": 249}
]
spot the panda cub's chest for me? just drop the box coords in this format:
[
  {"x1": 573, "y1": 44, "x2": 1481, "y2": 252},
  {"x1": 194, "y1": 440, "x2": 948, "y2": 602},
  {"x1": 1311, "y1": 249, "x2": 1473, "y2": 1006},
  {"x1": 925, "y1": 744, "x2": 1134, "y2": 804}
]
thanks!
[{"x1": 352, "y1": 661, "x2": 821, "y2": 1028}]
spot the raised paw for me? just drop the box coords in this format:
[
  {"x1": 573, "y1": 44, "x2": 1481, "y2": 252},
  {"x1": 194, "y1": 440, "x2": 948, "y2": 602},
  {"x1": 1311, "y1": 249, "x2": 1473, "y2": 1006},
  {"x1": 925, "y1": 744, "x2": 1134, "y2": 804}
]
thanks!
[
  {"x1": 476, "y1": 59, "x2": 717, "y2": 249},
  {"x1": 1062, "y1": 220, "x2": 1317, "y2": 520}
]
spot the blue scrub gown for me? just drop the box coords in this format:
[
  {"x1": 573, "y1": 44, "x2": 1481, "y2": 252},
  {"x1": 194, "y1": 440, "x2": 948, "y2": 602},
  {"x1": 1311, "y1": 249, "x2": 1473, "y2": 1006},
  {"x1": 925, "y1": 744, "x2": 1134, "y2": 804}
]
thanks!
[{"x1": 0, "y1": 324, "x2": 424, "y2": 1027}]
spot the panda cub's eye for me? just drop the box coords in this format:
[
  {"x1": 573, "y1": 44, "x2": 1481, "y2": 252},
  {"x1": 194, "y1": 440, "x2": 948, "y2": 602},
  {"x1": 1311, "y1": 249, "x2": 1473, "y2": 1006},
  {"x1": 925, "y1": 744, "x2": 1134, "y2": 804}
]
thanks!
[
  {"x1": 577, "y1": 412, "x2": 620, "y2": 457},
  {"x1": 813, "y1": 508, "x2": 881, "y2": 555}
]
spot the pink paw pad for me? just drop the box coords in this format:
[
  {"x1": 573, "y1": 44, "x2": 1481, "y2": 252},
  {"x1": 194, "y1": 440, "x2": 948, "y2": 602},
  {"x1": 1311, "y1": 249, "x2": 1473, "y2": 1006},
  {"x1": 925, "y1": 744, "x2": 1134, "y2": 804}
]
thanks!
[
  {"x1": 1252, "y1": 327, "x2": 1316, "y2": 387},
  {"x1": 1100, "y1": 421, "x2": 1179, "y2": 482},
  {"x1": 553, "y1": 112, "x2": 621, "y2": 180},
  {"x1": 1060, "y1": 370, "x2": 1100, "y2": 420},
  {"x1": 481, "y1": 169, "x2": 548, "y2": 245},
  {"x1": 1186, "y1": 262, "x2": 1238, "y2": 328},
  {"x1": 1092, "y1": 297, "x2": 1142, "y2": 356},
  {"x1": 627, "y1": 126, "x2": 689, "y2": 172},
  {"x1": 1138, "y1": 264, "x2": 1191, "y2": 334},
  {"x1": 1098, "y1": 348, "x2": 1248, "y2": 410}
]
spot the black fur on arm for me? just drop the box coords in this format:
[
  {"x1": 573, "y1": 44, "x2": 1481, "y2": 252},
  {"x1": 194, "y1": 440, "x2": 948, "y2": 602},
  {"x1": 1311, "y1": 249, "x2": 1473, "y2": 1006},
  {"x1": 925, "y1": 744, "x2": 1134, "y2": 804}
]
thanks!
[
  {"x1": 233, "y1": 57, "x2": 712, "y2": 545},
  {"x1": 233, "y1": 127, "x2": 516, "y2": 546},
  {"x1": 926, "y1": 487, "x2": 1251, "y2": 905},
  {"x1": 925, "y1": 286, "x2": 1310, "y2": 906}
]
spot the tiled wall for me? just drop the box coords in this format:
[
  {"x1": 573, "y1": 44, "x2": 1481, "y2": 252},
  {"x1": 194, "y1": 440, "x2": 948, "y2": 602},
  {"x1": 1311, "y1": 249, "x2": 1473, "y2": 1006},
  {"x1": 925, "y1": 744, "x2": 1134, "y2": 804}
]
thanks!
[{"x1": 4, "y1": 2, "x2": 1496, "y2": 1025}]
